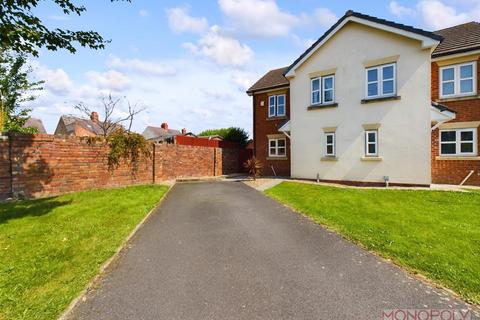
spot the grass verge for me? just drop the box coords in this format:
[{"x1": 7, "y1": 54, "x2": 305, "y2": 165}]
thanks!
[
  {"x1": 265, "y1": 182, "x2": 480, "y2": 305},
  {"x1": 0, "y1": 185, "x2": 169, "y2": 320}
]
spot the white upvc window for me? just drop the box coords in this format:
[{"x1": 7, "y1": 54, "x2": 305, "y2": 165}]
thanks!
[
  {"x1": 439, "y1": 128, "x2": 477, "y2": 156},
  {"x1": 440, "y1": 62, "x2": 477, "y2": 98},
  {"x1": 325, "y1": 132, "x2": 335, "y2": 157},
  {"x1": 365, "y1": 130, "x2": 378, "y2": 156},
  {"x1": 311, "y1": 75, "x2": 335, "y2": 105},
  {"x1": 366, "y1": 63, "x2": 396, "y2": 98},
  {"x1": 268, "y1": 94, "x2": 286, "y2": 117},
  {"x1": 269, "y1": 138, "x2": 286, "y2": 157}
]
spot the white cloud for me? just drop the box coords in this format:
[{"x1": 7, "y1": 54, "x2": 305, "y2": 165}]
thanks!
[
  {"x1": 387, "y1": 0, "x2": 480, "y2": 30},
  {"x1": 166, "y1": 6, "x2": 209, "y2": 34},
  {"x1": 139, "y1": 9, "x2": 149, "y2": 17},
  {"x1": 218, "y1": 0, "x2": 298, "y2": 37},
  {"x1": 34, "y1": 65, "x2": 73, "y2": 95},
  {"x1": 313, "y1": 8, "x2": 338, "y2": 28},
  {"x1": 417, "y1": 0, "x2": 472, "y2": 29},
  {"x1": 108, "y1": 56, "x2": 176, "y2": 77},
  {"x1": 86, "y1": 70, "x2": 131, "y2": 92},
  {"x1": 389, "y1": 1, "x2": 416, "y2": 18},
  {"x1": 183, "y1": 25, "x2": 254, "y2": 67}
]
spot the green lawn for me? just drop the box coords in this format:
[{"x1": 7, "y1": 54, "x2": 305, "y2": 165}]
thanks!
[
  {"x1": 0, "y1": 185, "x2": 168, "y2": 320},
  {"x1": 265, "y1": 182, "x2": 480, "y2": 305}
]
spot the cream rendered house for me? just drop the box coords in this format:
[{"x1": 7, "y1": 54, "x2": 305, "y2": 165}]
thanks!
[{"x1": 283, "y1": 11, "x2": 443, "y2": 186}]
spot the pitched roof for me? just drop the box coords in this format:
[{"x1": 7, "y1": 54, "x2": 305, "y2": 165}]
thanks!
[
  {"x1": 285, "y1": 10, "x2": 442, "y2": 76},
  {"x1": 24, "y1": 118, "x2": 47, "y2": 134},
  {"x1": 142, "y1": 126, "x2": 182, "y2": 140},
  {"x1": 60, "y1": 115, "x2": 105, "y2": 135},
  {"x1": 433, "y1": 22, "x2": 480, "y2": 57},
  {"x1": 246, "y1": 67, "x2": 289, "y2": 94}
]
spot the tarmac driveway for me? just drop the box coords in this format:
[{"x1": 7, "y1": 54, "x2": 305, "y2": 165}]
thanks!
[{"x1": 70, "y1": 181, "x2": 473, "y2": 320}]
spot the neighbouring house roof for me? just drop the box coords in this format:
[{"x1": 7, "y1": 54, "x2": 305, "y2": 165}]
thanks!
[
  {"x1": 23, "y1": 118, "x2": 47, "y2": 134},
  {"x1": 432, "y1": 22, "x2": 480, "y2": 58},
  {"x1": 246, "y1": 67, "x2": 289, "y2": 94},
  {"x1": 284, "y1": 10, "x2": 442, "y2": 77},
  {"x1": 59, "y1": 115, "x2": 105, "y2": 136},
  {"x1": 142, "y1": 126, "x2": 182, "y2": 141}
]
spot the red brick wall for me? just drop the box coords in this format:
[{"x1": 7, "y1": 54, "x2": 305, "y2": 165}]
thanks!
[
  {"x1": 431, "y1": 58, "x2": 480, "y2": 185},
  {"x1": 253, "y1": 89, "x2": 291, "y2": 177},
  {"x1": 0, "y1": 134, "x2": 240, "y2": 199}
]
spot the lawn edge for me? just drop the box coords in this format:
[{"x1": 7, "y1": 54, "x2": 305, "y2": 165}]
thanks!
[
  {"x1": 57, "y1": 184, "x2": 173, "y2": 320},
  {"x1": 260, "y1": 184, "x2": 480, "y2": 310}
]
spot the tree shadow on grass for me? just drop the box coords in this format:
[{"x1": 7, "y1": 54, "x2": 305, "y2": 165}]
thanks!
[{"x1": 0, "y1": 197, "x2": 72, "y2": 224}]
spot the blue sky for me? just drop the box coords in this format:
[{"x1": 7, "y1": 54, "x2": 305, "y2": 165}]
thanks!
[{"x1": 30, "y1": 0, "x2": 480, "y2": 135}]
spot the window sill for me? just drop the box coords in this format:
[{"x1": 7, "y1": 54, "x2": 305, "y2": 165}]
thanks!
[
  {"x1": 361, "y1": 95, "x2": 401, "y2": 104},
  {"x1": 266, "y1": 116, "x2": 288, "y2": 121},
  {"x1": 321, "y1": 156, "x2": 338, "y2": 161},
  {"x1": 307, "y1": 103, "x2": 338, "y2": 110},
  {"x1": 266, "y1": 157, "x2": 288, "y2": 161},
  {"x1": 436, "y1": 156, "x2": 480, "y2": 161},
  {"x1": 436, "y1": 94, "x2": 479, "y2": 102},
  {"x1": 361, "y1": 156, "x2": 383, "y2": 161}
]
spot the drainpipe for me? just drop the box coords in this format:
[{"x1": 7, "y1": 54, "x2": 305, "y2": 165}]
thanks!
[
  {"x1": 460, "y1": 170, "x2": 475, "y2": 186},
  {"x1": 431, "y1": 120, "x2": 448, "y2": 131}
]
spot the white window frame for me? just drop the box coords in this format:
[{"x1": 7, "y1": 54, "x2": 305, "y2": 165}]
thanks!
[
  {"x1": 276, "y1": 94, "x2": 286, "y2": 117},
  {"x1": 439, "y1": 128, "x2": 477, "y2": 156},
  {"x1": 268, "y1": 94, "x2": 286, "y2": 118},
  {"x1": 365, "y1": 130, "x2": 378, "y2": 157},
  {"x1": 311, "y1": 75, "x2": 335, "y2": 105},
  {"x1": 268, "y1": 138, "x2": 286, "y2": 157},
  {"x1": 325, "y1": 132, "x2": 336, "y2": 157},
  {"x1": 440, "y1": 62, "x2": 477, "y2": 98},
  {"x1": 311, "y1": 78, "x2": 321, "y2": 105},
  {"x1": 365, "y1": 63, "x2": 396, "y2": 99},
  {"x1": 268, "y1": 95, "x2": 276, "y2": 117}
]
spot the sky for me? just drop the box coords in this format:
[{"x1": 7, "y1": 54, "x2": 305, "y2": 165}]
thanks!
[{"x1": 29, "y1": 0, "x2": 480, "y2": 136}]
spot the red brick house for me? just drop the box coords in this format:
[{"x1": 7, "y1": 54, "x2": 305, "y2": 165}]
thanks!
[
  {"x1": 54, "y1": 112, "x2": 107, "y2": 137},
  {"x1": 248, "y1": 16, "x2": 480, "y2": 185},
  {"x1": 247, "y1": 67, "x2": 291, "y2": 177},
  {"x1": 431, "y1": 22, "x2": 480, "y2": 185}
]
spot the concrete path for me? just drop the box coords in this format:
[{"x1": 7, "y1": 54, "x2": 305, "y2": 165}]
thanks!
[{"x1": 70, "y1": 181, "x2": 474, "y2": 320}]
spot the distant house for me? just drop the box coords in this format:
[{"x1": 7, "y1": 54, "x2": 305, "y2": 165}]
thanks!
[
  {"x1": 142, "y1": 123, "x2": 186, "y2": 142},
  {"x1": 23, "y1": 118, "x2": 47, "y2": 134},
  {"x1": 54, "y1": 112, "x2": 114, "y2": 137}
]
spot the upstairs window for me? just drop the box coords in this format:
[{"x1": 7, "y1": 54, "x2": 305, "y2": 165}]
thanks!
[
  {"x1": 269, "y1": 138, "x2": 286, "y2": 157},
  {"x1": 366, "y1": 63, "x2": 396, "y2": 98},
  {"x1": 440, "y1": 62, "x2": 476, "y2": 98},
  {"x1": 268, "y1": 94, "x2": 286, "y2": 117},
  {"x1": 311, "y1": 75, "x2": 335, "y2": 105},
  {"x1": 365, "y1": 130, "x2": 378, "y2": 156},
  {"x1": 440, "y1": 128, "x2": 477, "y2": 156}
]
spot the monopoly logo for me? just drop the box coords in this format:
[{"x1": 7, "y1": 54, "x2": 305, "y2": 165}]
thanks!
[{"x1": 382, "y1": 309, "x2": 472, "y2": 320}]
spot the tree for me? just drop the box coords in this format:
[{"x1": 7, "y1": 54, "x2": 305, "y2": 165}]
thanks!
[
  {"x1": 0, "y1": 0, "x2": 130, "y2": 57},
  {"x1": 74, "y1": 94, "x2": 145, "y2": 137},
  {"x1": 0, "y1": 50, "x2": 44, "y2": 133},
  {"x1": 75, "y1": 95, "x2": 151, "y2": 171},
  {"x1": 198, "y1": 127, "x2": 249, "y2": 148}
]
